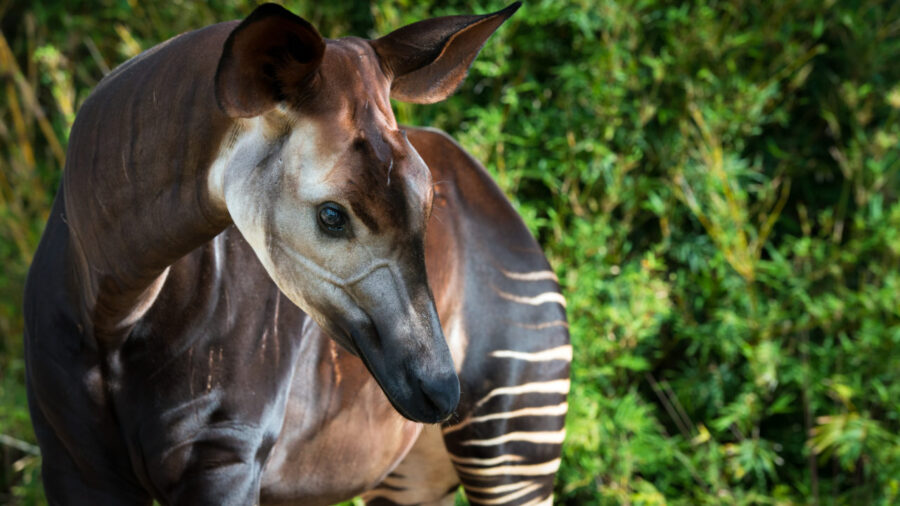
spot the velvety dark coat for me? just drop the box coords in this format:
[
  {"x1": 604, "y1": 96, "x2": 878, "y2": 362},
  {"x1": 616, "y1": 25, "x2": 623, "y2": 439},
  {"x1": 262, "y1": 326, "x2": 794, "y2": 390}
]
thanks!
[{"x1": 25, "y1": 4, "x2": 569, "y2": 505}]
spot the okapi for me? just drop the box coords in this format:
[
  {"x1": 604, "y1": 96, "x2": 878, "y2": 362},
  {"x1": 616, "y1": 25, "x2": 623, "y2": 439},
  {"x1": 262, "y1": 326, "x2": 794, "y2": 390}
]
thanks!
[{"x1": 23, "y1": 3, "x2": 570, "y2": 505}]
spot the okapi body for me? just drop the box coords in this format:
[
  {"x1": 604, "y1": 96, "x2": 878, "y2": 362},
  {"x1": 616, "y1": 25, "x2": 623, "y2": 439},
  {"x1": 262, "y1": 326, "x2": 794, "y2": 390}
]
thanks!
[{"x1": 23, "y1": 4, "x2": 570, "y2": 505}]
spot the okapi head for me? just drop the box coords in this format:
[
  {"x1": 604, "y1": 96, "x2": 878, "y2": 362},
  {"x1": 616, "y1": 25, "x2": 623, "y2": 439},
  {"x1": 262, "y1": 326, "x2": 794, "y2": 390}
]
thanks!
[{"x1": 208, "y1": 3, "x2": 520, "y2": 423}]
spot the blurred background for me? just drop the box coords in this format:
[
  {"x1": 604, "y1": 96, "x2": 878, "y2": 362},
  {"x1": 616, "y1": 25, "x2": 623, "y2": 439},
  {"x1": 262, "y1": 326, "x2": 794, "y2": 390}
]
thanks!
[{"x1": 1, "y1": 0, "x2": 899, "y2": 504}]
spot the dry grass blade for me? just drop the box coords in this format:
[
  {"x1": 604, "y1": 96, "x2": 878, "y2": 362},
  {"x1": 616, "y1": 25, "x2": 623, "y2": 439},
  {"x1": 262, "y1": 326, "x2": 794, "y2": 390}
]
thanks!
[{"x1": 0, "y1": 31, "x2": 66, "y2": 168}]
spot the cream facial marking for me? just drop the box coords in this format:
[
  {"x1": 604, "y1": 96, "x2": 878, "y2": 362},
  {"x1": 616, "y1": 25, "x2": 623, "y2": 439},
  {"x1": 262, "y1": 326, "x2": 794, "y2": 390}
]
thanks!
[
  {"x1": 276, "y1": 246, "x2": 401, "y2": 292},
  {"x1": 210, "y1": 115, "x2": 389, "y2": 307},
  {"x1": 207, "y1": 108, "x2": 294, "y2": 215}
]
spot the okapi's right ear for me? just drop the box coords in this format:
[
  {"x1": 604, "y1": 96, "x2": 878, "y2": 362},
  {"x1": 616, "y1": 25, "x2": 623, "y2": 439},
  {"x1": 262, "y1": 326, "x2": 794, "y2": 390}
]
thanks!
[
  {"x1": 215, "y1": 3, "x2": 325, "y2": 118},
  {"x1": 370, "y1": 2, "x2": 521, "y2": 104}
]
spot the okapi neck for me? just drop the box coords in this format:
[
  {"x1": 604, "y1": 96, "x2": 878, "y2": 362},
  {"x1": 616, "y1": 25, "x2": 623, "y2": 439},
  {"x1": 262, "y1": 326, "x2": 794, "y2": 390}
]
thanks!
[{"x1": 60, "y1": 22, "x2": 237, "y2": 344}]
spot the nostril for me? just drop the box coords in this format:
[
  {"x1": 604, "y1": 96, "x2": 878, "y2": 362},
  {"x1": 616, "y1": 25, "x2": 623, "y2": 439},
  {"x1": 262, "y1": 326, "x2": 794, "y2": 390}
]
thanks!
[{"x1": 420, "y1": 374, "x2": 460, "y2": 419}]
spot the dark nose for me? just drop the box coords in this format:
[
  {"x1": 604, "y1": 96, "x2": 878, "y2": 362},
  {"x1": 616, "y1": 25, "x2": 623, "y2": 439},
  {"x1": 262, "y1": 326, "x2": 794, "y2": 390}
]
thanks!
[{"x1": 420, "y1": 373, "x2": 460, "y2": 421}]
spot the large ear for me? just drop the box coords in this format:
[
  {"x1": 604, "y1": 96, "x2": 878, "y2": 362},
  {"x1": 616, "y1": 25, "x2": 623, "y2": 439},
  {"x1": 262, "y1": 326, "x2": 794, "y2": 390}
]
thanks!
[
  {"x1": 370, "y1": 2, "x2": 521, "y2": 104},
  {"x1": 215, "y1": 3, "x2": 325, "y2": 118}
]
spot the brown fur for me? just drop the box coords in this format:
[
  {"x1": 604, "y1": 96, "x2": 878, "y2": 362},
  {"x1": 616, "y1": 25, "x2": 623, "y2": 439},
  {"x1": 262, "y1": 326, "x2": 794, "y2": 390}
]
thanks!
[{"x1": 24, "y1": 4, "x2": 567, "y2": 506}]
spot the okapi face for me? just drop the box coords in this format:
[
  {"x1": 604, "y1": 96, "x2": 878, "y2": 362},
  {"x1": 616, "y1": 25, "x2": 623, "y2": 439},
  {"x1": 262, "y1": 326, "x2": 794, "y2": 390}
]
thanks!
[{"x1": 209, "y1": 3, "x2": 520, "y2": 423}]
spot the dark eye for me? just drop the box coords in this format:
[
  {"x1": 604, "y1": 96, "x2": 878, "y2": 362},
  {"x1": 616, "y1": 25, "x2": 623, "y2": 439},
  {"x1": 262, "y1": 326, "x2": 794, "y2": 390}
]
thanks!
[{"x1": 317, "y1": 202, "x2": 348, "y2": 236}]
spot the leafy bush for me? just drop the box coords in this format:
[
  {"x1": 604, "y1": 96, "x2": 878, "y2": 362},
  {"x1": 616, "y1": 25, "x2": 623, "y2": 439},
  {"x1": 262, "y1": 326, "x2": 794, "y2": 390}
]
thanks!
[{"x1": 2, "y1": 1, "x2": 899, "y2": 504}]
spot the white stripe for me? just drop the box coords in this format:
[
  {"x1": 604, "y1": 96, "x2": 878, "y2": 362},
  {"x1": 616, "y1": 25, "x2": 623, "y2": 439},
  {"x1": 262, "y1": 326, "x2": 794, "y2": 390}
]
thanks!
[
  {"x1": 477, "y1": 482, "x2": 544, "y2": 504},
  {"x1": 494, "y1": 288, "x2": 567, "y2": 307},
  {"x1": 512, "y1": 320, "x2": 569, "y2": 330},
  {"x1": 365, "y1": 483, "x2": 457, "y2": 505},
  {"x1": 461, "y1": 430, "x2": 566, "y2": 446},
  {"x1": 490, "y1": 345, "x2": 572, "y2": 362},
  {"x1": 522, "y1": 494, "x2": 554, "y2": 506},
  {"x1": 473, "y1": 379, "x2": 570, "y2": 410},
  {"x1": 456, "y1": 458, "x2": 562, "y2": 477},
  {"x1": 449, "y1": 454, "x2": 525, "y2": 466},
  {"x1": 465, "y1": 481, "x2": 533, "y2": 495},
  {"x1": 443, "y1": 402, "x2": 568, "y2": 434},
  {"x1": 500, "y1": 268, "x2": 559, "y2": 282}
]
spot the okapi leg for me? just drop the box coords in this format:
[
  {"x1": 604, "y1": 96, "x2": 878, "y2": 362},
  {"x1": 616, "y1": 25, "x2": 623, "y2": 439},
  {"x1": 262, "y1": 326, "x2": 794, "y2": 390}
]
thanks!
[
  {"x1": 362, "y1": 426, "x2": 460, "y2": 506},
  {"x1": 29, "y1": 395, "x2": 152, "y2": 506},
  {"x1": 441, "y1": 276, "x2": 570, "y2": 506},
  {"x1": 441, "y1": 269, "x2": 569, "y2": 506},
  {"x1": 141, "y1": 429, "x2": 270, "y2": 506},
  {"x1": 131, "y1": 392, "x2": 277, "y2": 506},
  {"x1": 441, "y1": 366, "x2": 568, "y2": 506}
]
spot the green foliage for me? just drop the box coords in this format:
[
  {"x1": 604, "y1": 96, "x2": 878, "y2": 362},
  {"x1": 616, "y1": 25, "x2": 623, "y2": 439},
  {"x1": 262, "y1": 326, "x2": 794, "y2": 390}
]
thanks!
[{"x1": 2, "y1": 0, "x2": 900, "y2": 504}]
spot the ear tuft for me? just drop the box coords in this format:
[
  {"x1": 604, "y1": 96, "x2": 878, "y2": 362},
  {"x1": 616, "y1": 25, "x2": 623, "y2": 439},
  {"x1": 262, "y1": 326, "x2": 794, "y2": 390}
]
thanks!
[
  {"x1": 215, "y1": 3, "x2": 325, "y2": 118},
  {"x1": 370, "y1": 2, "x2": 521, "y2": 104}
]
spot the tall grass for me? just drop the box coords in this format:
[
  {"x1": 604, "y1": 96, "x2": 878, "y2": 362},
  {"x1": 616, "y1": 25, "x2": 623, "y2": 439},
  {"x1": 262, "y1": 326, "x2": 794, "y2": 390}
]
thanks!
[{"x1": 0, "y1": 19, "x2": 61, "y2": 503}]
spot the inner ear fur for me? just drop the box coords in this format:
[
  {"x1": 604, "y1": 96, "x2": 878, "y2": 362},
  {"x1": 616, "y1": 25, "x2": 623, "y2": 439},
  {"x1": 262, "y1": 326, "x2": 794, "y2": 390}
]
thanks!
[
  {"x1": 215, "y1": 3, "x2": 325, "y2": 118},
  {"x1": 370, "y1": 2, "x2": 521, "y2": 104}
]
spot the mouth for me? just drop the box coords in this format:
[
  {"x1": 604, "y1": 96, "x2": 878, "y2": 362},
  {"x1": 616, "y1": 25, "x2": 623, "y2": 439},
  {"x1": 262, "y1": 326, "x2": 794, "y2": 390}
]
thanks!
[
  {"x1": 333, "y1": 322, "x2": 457, "y2": 424},
  {"x1": 328, "y1": 306, "x2": 425, "y2": 421},
  {"x1": 287, "y1": 265, "x2": 457, "y2": 422},
  {"x1": 346, "y1": 327, "x2": 433, "y2": 422}
]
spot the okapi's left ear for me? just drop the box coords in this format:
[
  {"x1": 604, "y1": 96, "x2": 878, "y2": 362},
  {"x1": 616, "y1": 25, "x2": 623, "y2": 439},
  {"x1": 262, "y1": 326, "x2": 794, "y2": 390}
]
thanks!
[
  {"x1": 215, "y1": 3, "x2": 325, "y2": 118},
  {"x1": 370, "y1": 2, "x2": 521, "y2": 104}
]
